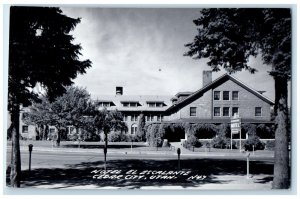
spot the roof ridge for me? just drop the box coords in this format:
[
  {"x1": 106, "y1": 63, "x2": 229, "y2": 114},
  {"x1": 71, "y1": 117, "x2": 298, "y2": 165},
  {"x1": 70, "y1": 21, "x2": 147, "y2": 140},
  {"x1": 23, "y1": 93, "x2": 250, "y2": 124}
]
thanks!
[{"x1": 166, "y1": 73, "x2": 274, "y2": 113}]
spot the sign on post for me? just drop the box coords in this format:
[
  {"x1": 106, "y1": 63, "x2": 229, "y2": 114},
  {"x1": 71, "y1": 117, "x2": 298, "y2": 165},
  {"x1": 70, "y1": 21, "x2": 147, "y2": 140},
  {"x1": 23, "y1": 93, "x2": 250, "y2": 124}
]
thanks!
[{"x1": 231, "y1": 114, "x2": 241, "y2": 151}]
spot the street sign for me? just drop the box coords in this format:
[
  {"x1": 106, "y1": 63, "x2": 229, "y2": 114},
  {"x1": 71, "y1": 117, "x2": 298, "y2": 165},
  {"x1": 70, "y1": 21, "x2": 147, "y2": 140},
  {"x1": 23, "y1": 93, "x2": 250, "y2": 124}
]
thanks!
[
  {"x1": 231, "y1": 129, "x2": 240, "y2": 134},
  {"x1": 231, "y1": 115, "x2": 241, "y2": 150}
]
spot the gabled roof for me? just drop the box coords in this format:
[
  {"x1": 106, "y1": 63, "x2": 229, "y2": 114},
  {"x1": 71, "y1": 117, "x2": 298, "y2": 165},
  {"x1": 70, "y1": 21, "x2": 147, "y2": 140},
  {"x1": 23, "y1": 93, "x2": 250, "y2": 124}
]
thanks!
[{"x1": 166, "y1": 74, "x2": 274, "y2": 114}]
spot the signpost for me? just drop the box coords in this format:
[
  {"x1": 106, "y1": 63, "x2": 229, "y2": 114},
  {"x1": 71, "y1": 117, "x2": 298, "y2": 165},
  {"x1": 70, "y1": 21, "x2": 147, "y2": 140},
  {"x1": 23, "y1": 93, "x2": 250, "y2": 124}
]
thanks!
[
  {"x1": 177, "y1": 148, "x2": 181, "y2": 170},
  {"x1": 231, "y1": 114, "x2": 241, "y2": 151},
  {"x1": 28, "y1": 144, "x2": 33, "y2": 171},
  {"x1": 246, "y1": 152, "x2": 250, "y2": 179}
]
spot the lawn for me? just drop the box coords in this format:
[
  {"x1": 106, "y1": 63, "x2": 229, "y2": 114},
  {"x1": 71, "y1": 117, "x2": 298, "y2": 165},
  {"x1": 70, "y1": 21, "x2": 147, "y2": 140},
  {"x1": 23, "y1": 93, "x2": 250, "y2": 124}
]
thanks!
[{"x1": 7, "y1": 140, "x2": 175, "y2": 152}]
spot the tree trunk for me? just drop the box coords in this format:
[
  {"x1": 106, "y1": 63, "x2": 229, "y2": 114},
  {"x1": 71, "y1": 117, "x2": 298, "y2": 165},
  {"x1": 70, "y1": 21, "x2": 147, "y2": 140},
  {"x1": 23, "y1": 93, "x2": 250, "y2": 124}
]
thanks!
[
  {"x1": 10, "y1": 105, "x2": 21, "y2": 187},
  {"x1": 272, "y1": 77, "x2": 290, "y2": 189},
  {"x1": 104, "y1": 131, "x2": 108, "y2": 172}
]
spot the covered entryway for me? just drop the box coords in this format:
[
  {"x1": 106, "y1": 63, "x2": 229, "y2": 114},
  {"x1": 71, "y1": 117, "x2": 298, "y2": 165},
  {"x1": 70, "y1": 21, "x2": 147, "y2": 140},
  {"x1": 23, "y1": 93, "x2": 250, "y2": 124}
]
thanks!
[{"x1": 164, "y1": 126, "x2": 185, "y2": 142}]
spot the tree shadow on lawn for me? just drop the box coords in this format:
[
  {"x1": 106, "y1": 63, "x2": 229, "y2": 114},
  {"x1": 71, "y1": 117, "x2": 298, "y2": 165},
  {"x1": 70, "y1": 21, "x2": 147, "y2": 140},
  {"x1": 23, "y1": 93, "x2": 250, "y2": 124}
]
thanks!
[{"x1": 16, "y1": 158, "x2": 274, "y2": 189}]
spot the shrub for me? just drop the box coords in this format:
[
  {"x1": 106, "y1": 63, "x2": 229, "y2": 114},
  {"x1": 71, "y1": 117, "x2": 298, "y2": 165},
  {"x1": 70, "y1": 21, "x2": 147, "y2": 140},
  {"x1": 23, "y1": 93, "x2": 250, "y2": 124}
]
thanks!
[
  {"x1": 244, "y1": 136, "x2": 265, "y2": 151},
  {"x1": 146, "y1": 123, "x2": 166, "y2": 147},
  {"x1": 211, "y1": 135, "x2": 231, "y2": 149},
  {"x1": 107, "y1": 131, "x2": 129, "y2": 142},
  {"x1": 108, "y1": 131, "x2": 121, "y2": 142},
  {"x1": 183, "y1": 135, "x2": 202, "y2": 149},
  {"x1": 200, "y1": 140, "x2": 212, "y2": 148},
  {"x1": 265, "y1": 140, "x2": 275, "y2": 150}
]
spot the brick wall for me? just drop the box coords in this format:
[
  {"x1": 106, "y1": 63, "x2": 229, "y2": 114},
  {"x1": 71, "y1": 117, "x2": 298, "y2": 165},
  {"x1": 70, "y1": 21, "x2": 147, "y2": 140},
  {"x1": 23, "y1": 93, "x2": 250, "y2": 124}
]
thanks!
[
  {"x1": 168, "y1": 79, "x2": 271, "y2": 121},
  {"x1": 178, "y1": 90, "x2": 212, "y2": 119},
  {"x1": 212, "y1": 79, "x2": 271, "y2": 120}
]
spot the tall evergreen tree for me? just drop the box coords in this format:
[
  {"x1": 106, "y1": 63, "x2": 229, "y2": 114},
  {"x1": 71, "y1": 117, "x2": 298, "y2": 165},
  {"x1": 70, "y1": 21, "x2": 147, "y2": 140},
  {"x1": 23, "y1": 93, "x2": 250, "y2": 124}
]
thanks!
[
  {"x1": 8, "y1": 6, "x2": 91, "y2": 187},
  {"x1": 185, "y1": 8, "x2": 291, "y2": 188}
]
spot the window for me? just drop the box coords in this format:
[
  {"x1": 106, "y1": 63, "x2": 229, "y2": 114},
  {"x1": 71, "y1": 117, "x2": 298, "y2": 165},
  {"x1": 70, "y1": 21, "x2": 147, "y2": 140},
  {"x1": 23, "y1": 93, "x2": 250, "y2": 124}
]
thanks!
[
  {"x1": 223, "y1": 91, "x2": 230, "y2": 100},
  {"x1": 156, "y1": 103, "x2": 163, "y2": 107},
  {"x1": 223, "y1": 107, "x2": 230, "y2": 117},
  {"x1": 123, "y1": 102, "x2": 129, "y2": 107},
  {"x1": 214, "y1": 91, "x2": 220, "y2": 100},
  {"x1": 131, "y1": 124, "x2": 137, "y2": 135},
  {"x1": 68, "y1": 126, "x2": 74, "y2": 134},
  {"x1": 232, "y1": 107, "x2": 239, "y2": 117},
  {"x1": 131, "y1": 114, "x2": 138, "y2": 121},
  {"x1": 103, "y1": 102, "x2": 110, "y2": 107},
  {"x1": 130, "y1": 102, "x2": 138, "y2": 107},
  {"x1": 146, "y1": 114, "x2": 155, "y2": 121},
  {"x1": 22, "y1": 125, "x2": 28, "y2": 133},
  {"x1": 190, "y1": 107, "x2": 197, "y2": 117},
  {"x1": 232, "y1": 91, "x2": 239, "y2": 100},
  {"x1": 255, "y1": 107, "x2": 262, "y2": 116},
  {"x1": 150, "y1": 115, "x2": 154, "y2": 121},
  {"x1": 148, "y1": 102, "x2": 164, "y2": 107},
  {"x1": 123, "y1": 115, "x2": 128, "y2": 121},
  {"x1": 157, "y1": 114, "x2": 164, "y2": 121},
  {"x1": 49, "y1": 128, "x2": 56, "y2": 134},
  {"x1": 214, "y1": 107, "x2": 221, "y2": 116},
  {"x1": 148, "y1": 103, "x2": 155, "y2": 107}
]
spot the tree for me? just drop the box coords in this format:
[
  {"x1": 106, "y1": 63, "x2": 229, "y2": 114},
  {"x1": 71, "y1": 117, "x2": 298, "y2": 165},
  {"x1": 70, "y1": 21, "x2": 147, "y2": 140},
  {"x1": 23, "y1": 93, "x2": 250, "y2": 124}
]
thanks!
[
  {"x1": 185, "y1": 8, "x2": 291, "y2": 188},
  {"x1": 24, "y1": 86, "x2": 96, "y2": 146},
  {"x1": 8, "y1": 6, "x2": 91, "y2": 187},
  {"x1": 136, "y1": 113, "x2": 146, "y2": 141},
  {"x1": 93, "y1": 108, "x2": 127, "y2": 171}
]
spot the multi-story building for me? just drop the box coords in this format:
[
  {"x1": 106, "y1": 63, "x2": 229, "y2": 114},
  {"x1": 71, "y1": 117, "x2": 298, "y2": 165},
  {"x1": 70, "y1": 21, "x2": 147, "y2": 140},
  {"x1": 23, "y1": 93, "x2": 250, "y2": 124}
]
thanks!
[
  {"x1": 165, "y1": 71, "x2": 274, "y2": 122},
  {"x1": 15, "y1": 71, "x2": 274, "y2": 140},
  {"x1": 96, "y1": 87, "x2": 172, "y2": 134}
]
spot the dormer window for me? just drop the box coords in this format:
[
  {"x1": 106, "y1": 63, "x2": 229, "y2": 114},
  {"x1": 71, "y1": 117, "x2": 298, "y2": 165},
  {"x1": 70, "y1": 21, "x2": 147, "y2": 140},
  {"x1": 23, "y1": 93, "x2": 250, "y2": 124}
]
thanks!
[
  {"x1": 98, "y1": 101, "x2": 114, "y2": 107},
  {"x1": 123, "y1": 102, "x2": 129, "y2": 107},
  {"x1": 121, "y1": 101, "x2": 140, "y2": 107},
  {"x1": 147, "y1": 102, "x2": 165, "y2": 108}
]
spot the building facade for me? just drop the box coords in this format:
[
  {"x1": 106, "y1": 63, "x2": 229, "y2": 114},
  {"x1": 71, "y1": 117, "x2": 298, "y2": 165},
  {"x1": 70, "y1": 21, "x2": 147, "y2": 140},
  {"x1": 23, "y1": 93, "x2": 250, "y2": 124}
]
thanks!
[
  {"x1": 165, "y1": 71, "x2": 274, "y2": 123},
  {"x1": 15, "y1": 71, "x2": 274, "y2": 140}
]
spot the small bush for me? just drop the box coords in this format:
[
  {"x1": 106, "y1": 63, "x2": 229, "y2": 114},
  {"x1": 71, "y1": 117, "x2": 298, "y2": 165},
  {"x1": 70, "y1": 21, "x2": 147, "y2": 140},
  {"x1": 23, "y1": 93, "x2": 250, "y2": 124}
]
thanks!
[
  {"x1": 265, "y1": 140, "x2": 275, "y2": 150},
  {"x1": 244, "y1": 136, "x2": 265, "y2": 151},
  {"x1": 211, "y1": 135, "x2": 231, "y2": 149},
  {"x1": 108, "y1": 132, "x2": 121, "y2": 142},
  {"x1": 183, "y1": 135, "x2": 202, "y2": 149},
  {"x1": 107, "y1": 131, "x2": 129, "y2": 142},
  {"x1": 200, "y1": 140, "x2": 212, "y2": 148}
]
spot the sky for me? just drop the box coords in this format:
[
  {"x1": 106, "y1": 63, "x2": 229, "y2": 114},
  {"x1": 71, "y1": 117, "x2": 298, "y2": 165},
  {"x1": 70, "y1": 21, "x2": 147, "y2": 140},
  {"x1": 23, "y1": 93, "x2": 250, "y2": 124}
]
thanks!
[{"x1": 61, "y1": 7, "x2": 276, "y2": 100}]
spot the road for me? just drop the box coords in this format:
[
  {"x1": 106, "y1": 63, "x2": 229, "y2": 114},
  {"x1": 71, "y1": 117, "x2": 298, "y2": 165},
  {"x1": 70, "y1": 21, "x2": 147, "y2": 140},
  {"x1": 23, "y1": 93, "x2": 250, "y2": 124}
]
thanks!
[{"x1": 6, "y1": 147, "x2": 274, "y2": 170}]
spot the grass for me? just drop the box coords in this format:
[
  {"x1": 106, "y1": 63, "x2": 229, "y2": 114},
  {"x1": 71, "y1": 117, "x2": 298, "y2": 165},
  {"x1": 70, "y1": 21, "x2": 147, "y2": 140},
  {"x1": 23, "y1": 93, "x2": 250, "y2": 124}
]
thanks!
[{"x1": 7, "y1": 140, "x2": 174, "y2": 152}]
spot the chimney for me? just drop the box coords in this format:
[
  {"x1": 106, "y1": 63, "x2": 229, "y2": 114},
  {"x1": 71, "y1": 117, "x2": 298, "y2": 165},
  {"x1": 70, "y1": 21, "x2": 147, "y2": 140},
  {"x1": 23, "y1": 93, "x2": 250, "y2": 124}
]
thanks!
[
  {"x1": 116, "y1": 87, "x2": 123, "y2": 95},
  {"x1": 203, "y1": 71, "x2": 212, "y2": 87}
]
